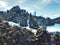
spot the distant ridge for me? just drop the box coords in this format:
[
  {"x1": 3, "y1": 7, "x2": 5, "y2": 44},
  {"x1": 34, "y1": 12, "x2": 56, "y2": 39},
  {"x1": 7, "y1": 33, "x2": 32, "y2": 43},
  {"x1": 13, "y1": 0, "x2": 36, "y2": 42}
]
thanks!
[{"x1": 0, "y1": 5, "x2": 60, "y2": 29}]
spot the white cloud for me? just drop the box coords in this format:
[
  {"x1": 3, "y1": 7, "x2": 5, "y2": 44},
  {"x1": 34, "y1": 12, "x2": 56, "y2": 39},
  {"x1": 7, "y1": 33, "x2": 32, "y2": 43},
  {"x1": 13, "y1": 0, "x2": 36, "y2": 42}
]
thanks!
[
  {"x1": 21, "y1": 7, "x2": 34, "y2": 14},
  {"x1": 18, "y1": 0, "x2": 27, "y2": 4},
  {"x1": 42, "y1": 0, "x2": 60, "y2": 4},
  {"x1": 0, "y1": 0, "x2": 11, "y2": 10},
  {"x1": 52, "y1": 14, "x2": 60, "y2": 18},
  {"x1": 33, "y1": 4, "x2": 40, "y2": 9},
  {"x1": 32, "y1": 0, "x2": 51, "y2": 10},
  {"x1": 0, "y1": 0, "x2": 60, "y2": 12},
  {"x1": 42, "y1": 0, "x2": 51, "y2": 4},
  {"x1": 32, "y1": 0, "x2": 60, "y2": 10}
]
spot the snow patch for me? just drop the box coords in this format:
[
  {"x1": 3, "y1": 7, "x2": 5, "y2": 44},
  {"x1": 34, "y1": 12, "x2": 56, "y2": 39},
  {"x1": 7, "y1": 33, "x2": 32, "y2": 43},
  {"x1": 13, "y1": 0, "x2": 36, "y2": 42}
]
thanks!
[{"x1": 47, "y1": 24, "x2": 60, "y2": 32}]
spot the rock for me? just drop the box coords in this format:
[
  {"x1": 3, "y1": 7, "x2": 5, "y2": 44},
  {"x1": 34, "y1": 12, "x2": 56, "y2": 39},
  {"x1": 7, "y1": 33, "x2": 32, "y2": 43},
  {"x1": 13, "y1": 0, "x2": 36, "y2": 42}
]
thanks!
[
  {"x1": 46, "y1": 17, "x2": 54, "y2": 26},
  {"x1": 20, "y1": 16, "x2": 28, "y2": 27},
  {"x1": 0, "y1": 5, "x2": 60, "y2": 29},
  {"x1": 53, "y1": 17, "x2": 60, "y2": 24},
  {"x1": 34, "y1": 16, "x2": 46, "y2": 26},
  {"x1": 29, "y1": 14, "x2": 39, "y2": 29},
  {"x1": 10, "y1": 5, "x2": 21, "y2": 13},
  {"x1": 36, "y1": 30, "x2": 51, "y2": 45}
]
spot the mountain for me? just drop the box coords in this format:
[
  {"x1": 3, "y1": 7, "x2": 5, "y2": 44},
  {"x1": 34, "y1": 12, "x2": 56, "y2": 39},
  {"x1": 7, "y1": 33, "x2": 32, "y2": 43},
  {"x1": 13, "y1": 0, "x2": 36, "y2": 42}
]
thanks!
[
  {"x1": 53, "y1": 17, "x2": 60, "y2": 24},
  {"x1": 29, "y1": 13, "x2": 39, "y2": 29},
  {"x1": 10, "y1": 5, "x2": 20, "y2": 12},
  {"x1": 46, "y1": 17, "x2": 54, "y2": 26},
  {"x1": 0, "y1": 6, "x2": 60, "y2": 29},
  {"x1": 33, "y1": 16, "x2": 46, "y2": 26}
]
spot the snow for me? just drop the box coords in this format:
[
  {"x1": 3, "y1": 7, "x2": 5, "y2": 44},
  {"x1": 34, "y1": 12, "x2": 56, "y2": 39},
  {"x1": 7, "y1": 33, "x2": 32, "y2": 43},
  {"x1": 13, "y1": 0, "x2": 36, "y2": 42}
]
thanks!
[
  {"x1": 22, "y1": 26, "x2": 37, "y2": 34},
  {"x1": 8, "y1": 21, "x2": 20, "y2": 27},
  {"x1": 47, "y1": 24, "x2": 60, "y2": 32},
  {"x1": 3, "y1": 21, "x2": 20, "y2": 27},
  {"x1": 3, "y1": 21, "x2": 60, "y2": 34},
  {"x1": 3, "y1": 21, "x2": 37, "y2": 34}
]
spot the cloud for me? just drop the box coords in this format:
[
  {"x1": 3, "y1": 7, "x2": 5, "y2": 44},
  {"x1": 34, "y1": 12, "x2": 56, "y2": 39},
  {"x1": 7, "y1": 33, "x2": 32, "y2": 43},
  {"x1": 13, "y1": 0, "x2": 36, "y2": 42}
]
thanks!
[
  {"x1": 32, "y1": 0, "x2": 50, "y2": 10},
  {"x1": 33, "y1": 4, "x2": 40, "y2": 9},
  {"x1": 18, "y1": 0, "x2": 27, "y2": 4},
  {"x1": 54, "y1": 0, "x2": 60, "y2": 3},
  {"x1": 32, "y1": 0, "x2": 60, "y2": 10},
  {"x1": 41, "y1": 0, "x2": 60, "y2": 5},
  {"x1": 0, "y1": 0, "x2": 10, "y2": 10},
  {"x1": 42, "y1": 0, "x2": 51, "y2": 4},
  {"x1": 52, "y1": 14, "x2": 60, "y2": 18},
  {"x1": 21, "y1": 7, "x2": 34, "y2": 14},
  {"x1": 0, "y1": 0, "x2": 60, "y2": 12}
]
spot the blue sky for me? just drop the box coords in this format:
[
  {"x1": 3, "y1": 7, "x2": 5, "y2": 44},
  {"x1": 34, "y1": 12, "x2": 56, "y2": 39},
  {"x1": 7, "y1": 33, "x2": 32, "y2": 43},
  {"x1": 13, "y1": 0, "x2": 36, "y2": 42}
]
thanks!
[{"x1": 0, "y1": 0, "x2": 60, "y2": 19}]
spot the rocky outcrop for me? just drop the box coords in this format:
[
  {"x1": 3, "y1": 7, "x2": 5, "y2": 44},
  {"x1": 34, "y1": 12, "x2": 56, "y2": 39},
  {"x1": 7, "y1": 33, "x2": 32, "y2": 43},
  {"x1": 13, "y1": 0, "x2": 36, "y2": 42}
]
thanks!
[
  {"x1": 3, "y1": 6, "x2": 28, "y2": 27},
  {"x1": 0, "y1": 19, "x2": 60, "y2": 45},
  {"x1": 20, "y1": 16, "x2": 28, "y2": 27},
  {"x1": 36, "y1": 30, "x2": 51, "y2": 45},
  {"x1": 10, "y1": 5, "x2": 21, "y2": 14},
  {"x1": 33, "y1": 16, "x2": 46, "y2": 26},
  {"x1": 0, "y1": 20, "x2": 35, "y2": 45},
  {"x1": 29, "y1": 14, "x2": 39, "y2": 29},
  {"x1": 0, "y1": 5, "x2": 60, "y2": 29}
]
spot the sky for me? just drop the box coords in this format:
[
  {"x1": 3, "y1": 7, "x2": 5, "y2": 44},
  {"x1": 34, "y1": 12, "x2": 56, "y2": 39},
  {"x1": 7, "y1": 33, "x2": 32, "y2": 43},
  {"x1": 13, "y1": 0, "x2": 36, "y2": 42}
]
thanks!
[{"x1": 0, "y1": 0, "x2": 60, "y2": 19}]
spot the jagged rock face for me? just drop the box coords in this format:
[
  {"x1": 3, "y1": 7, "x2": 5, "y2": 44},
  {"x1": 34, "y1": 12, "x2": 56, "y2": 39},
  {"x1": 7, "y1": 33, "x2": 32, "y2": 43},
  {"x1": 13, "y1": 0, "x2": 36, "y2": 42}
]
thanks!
[
  {"x1": 46, "y1": 18, "x2": 54, "y2": 26},
  {"x1": 0, "y1": 5, "x2": 60, "y2": 29},
  {"x1": 20, "y1": 17, "x2": 28, "y2": 27},
  {"x1": 53, "y1": 17, "x2": 60, "y2": 24},
  {"x1": 19, "y1": 12, "x2": 28, "y2": 27},
  {"x1": 10, "y1": 6, "x2": 28, "y2": 26},
  {"x1": 29, "y1": 14, "x2": 39, "y2": 29},
  {"x1": 0, "y1": 6, "x2": 29, "y2": 27},
  {"x1": 10, "y1": 6, "x2": 21, "y2": 14},
  {"x1": 33, "y1": 16, "x2": 46, "y2": 26}
]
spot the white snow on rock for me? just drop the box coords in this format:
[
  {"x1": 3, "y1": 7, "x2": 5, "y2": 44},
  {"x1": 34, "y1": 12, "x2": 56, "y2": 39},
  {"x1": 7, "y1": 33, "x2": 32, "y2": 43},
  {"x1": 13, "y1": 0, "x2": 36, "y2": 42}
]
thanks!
[
  {"x1": 8, "y1": 21, "x2": 20, "y2": 27},
  {"x1": 3, "y1": 21, "x2": 60, "y2": 34},
  {"x1": 3, "y1": 21, "x2": 37, "y2": 34},
  {"x1": 3, "y1": 21, "x2": 20, "y2": 27},
  {"x1": 22, "y1": 26, "x2": 37, "y2": 34}
]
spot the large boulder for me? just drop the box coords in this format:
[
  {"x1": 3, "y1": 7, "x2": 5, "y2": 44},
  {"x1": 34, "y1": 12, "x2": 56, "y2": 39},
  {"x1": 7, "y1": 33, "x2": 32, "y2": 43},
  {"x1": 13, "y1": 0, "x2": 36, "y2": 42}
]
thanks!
[{"x1": 36, "y1": 30, "x2": 51, "y2": 45}]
